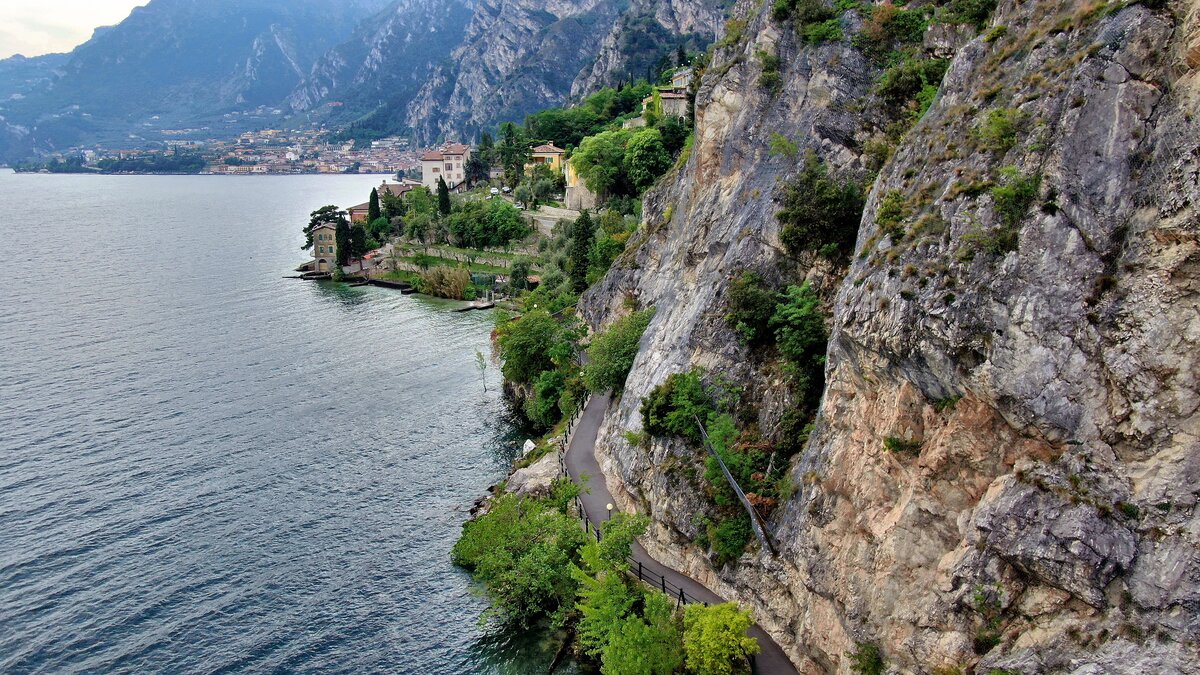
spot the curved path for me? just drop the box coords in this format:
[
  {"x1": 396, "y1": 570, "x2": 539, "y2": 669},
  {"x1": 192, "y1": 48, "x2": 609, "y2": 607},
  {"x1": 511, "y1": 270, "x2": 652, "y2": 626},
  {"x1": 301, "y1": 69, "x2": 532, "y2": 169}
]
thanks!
[{"x1": 565, "y1": 394, "x2": 798, "y2": 675}]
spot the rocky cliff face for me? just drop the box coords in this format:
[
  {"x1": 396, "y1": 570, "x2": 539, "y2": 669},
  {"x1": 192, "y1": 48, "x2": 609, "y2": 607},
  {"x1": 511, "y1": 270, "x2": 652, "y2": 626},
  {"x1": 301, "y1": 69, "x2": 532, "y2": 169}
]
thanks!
[
  {"x1": 287, "y1": 0, "x2": 475, "y2": 114},
  {"x1": 581, "y1": 0, "x2": 1199, "y2": 672},
  {"x1": 403, "y1": 0, "x2": 626, "y2": 143},
  {"x1": 569, "y1": 0, "x2": 725, "y2": 97},
  {"x1": 402, "y1": 0, "x2": 722, "y2": 143}
]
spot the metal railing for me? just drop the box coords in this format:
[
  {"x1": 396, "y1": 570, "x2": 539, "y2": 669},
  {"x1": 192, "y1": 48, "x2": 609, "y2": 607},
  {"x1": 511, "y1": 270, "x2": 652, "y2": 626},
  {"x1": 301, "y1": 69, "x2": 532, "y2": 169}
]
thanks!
[
  {"x1": 695, "y1": 417, "x2": 776, "y2": 556},
  {"x1": 557, "y1": 397, "x2": 760, "y2": 673}
]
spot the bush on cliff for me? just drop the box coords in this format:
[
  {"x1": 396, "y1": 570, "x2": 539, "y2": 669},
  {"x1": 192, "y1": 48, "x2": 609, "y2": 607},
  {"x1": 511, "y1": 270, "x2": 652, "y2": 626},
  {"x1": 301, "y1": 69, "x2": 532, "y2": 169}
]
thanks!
[
  {"x1": 777, "y1": 152, "x2": 866, "y2": 256},
  {"x1": 639, "y1": 369, "x2": 716, "y2": 445},
  {"x1": 584, "y1": 309, "x2": 656, "y2": 393},
  {"x1": 725, "y1": 271, "x2": 780, "y2": 346}
]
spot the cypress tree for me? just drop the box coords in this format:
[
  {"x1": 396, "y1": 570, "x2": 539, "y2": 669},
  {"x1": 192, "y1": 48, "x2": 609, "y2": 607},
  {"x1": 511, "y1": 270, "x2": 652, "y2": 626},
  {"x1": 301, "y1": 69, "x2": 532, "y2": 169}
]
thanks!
[
  {"x1": 368, "y1": 188, "x2": 381, "y2": 223},
  {"x1": 437, "y1": 176, "x2": 452, "y2": 216},
  {"x1": 335, "y1": 217, "x2": 351, "y2": 267},
  {"x1": 569, "y1": 210, "x2": 595, "y2": 293}
]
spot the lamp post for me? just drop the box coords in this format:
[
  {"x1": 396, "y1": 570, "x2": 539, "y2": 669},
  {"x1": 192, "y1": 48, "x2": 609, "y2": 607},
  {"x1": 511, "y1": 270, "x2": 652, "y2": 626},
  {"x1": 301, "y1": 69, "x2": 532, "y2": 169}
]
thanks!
[{"x1": 606, "y1": 503, "x2": 613, "y2": 520}]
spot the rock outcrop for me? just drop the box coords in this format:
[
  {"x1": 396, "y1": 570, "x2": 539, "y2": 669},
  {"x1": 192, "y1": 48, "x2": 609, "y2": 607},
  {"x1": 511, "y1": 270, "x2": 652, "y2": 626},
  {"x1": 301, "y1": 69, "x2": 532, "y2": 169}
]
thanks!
[{"x1": 582, "y1": 0, "x2": 1200, "y2": 672}]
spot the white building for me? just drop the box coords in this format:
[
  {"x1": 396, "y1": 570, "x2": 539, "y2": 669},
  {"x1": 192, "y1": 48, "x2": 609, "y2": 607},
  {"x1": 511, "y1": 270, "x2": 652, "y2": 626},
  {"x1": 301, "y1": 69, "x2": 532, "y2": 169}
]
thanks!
[{"x1": 420, "y1": 143, "x2": 471, "y2": 191}]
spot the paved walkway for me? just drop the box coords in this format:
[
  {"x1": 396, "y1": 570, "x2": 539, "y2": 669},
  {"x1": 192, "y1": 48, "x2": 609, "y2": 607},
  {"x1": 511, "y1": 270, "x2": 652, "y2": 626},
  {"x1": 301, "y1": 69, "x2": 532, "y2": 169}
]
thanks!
[{"x1": 564, "y1": 394, "x2": 798, "y2": 674}]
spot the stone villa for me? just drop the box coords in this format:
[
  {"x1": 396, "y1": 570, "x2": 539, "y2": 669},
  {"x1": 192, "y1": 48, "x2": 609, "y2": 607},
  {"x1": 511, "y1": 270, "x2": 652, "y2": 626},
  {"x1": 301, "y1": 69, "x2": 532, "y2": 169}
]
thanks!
[{"x1": 421, "y1": 143, "x2": 471, "y2": 191}]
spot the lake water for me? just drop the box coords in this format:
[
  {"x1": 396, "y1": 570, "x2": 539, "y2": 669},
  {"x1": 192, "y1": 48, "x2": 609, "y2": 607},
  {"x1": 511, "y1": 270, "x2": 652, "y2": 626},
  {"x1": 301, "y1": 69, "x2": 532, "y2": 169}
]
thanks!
[{"x1": 0, "y1": 173, "x2": 566, "y2": 673}]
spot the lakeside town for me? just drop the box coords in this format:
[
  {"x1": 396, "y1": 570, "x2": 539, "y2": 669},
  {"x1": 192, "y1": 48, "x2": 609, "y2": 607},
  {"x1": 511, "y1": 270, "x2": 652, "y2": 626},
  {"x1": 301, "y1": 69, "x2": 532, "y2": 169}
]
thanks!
[{"x1": 13, "y1": 126, "x2": 423, "y2": 175}]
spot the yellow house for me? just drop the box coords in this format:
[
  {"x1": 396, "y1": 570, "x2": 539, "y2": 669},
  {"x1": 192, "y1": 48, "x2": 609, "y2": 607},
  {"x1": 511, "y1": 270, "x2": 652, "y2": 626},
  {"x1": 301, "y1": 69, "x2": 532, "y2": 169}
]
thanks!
[
  {"x1": 528, "y1": 143, "x2": 566, "y2": 172},
  {"x1": 312, "y1": 222, "x2": 338, "y2": 272}
]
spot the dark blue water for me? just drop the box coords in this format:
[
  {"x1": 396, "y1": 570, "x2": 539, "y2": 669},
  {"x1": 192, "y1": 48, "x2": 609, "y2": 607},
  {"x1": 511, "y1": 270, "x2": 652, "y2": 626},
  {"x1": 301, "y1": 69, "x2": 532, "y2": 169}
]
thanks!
[{"x1": 0, "y1": 172, "x2": 568, "y2": 673}]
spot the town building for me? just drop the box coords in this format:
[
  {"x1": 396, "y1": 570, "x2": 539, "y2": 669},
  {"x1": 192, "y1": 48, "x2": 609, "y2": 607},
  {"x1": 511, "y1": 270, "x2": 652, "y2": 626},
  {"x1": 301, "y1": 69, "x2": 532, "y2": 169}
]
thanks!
[
  {"x1": 527, "y1": 143, "x2": 566, "y2": 172},
  {"x1": 421, "y1": 143, "x2": 472, "y2": 192},
  {"x1": 311, "y1": 223, "x2": 338, "y2": 272},
  {"x1": 348, "y1": 203, "x2": 371, "y2": 223},
  {"x1": 564, "y1": 158, "x2": 597, "y2": 211}
]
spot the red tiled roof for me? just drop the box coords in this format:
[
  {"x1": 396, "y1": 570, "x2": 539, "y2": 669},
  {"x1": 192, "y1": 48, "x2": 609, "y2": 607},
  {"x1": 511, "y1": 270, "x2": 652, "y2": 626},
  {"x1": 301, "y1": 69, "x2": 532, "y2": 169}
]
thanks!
[
  {"x1": 532, "y1": 143, "x2": 565, "y2": 154},
  {"x1": 660, "y1": 92, "x2": 687, "y2": 99},
  {"x1": 421, "y1": 150, "x2": 443, "y2": 161},
  {"x1": 442, "y1": 143, "x2": 470, "y2": 155},
  {"x1": 349, "y1": 202, "x2": 370, "y2": 210},
  {"x1": 378, "y1": 182, "x2": 416, "y2": 198}
]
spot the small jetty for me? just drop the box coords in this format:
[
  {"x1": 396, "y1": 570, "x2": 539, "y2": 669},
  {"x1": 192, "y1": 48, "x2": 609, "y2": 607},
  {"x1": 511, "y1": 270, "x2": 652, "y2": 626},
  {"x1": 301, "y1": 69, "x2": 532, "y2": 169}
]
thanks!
[
  {"x1": 454, "y1": 300, "x2": 496, "y2": 312},
  {"x1": 367, "y1": 279, "x2": 416, "y2": 293}
]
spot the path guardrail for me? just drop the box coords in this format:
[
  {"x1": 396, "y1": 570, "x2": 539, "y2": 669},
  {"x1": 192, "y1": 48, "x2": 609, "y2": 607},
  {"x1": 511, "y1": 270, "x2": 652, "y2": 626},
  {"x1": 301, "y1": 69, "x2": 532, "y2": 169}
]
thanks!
[{"x1": 558, "y1": 396, "x2": 760, "y2": 673}]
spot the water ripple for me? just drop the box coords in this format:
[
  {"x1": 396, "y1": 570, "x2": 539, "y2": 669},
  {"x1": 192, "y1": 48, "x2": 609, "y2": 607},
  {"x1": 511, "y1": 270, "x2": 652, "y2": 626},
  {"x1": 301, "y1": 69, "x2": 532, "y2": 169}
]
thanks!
[{"x1": 0, "y1": 174, "x2": 575, "y2": 674}]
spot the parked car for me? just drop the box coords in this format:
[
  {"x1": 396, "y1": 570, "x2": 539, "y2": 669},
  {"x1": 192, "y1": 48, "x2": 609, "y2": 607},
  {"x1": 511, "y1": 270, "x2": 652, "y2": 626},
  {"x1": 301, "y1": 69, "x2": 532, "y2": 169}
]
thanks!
[
  {"x1": 489, "y1": 187, "x2": 500, "y2": 195},
  {"x1": 501, "y1": 186, "x2": 511, "y2": 194}
]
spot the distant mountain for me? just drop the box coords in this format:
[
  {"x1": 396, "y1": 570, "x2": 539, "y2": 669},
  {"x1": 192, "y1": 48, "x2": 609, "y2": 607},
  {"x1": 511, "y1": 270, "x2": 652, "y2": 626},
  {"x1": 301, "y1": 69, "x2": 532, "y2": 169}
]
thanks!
[
  {"x1": 399, "y1": 0, "x2": 723, "y2": 144},
  {"x1": 0, "y1": 0, "x2": 724, "y2": 162},
  {"x1": 286, "y1": 0, "x2": 723, "y2": 145},
  {"x1": 0, "y1": 0, "x2": 389, "y2": 162},
  {"x1": 0, "y1": 53, "x2": 69, "y2": 102},
  {"x1": 288, "y1": 0, "x2": 476, "y2": 134}
]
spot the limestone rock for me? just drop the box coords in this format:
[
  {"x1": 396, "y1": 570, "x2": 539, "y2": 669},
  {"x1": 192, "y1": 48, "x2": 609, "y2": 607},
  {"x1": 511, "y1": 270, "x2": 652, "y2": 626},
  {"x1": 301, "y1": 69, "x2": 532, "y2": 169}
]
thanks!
[
  {"x1": 581, "y1": 0, "x2": 1200, "y2": 671},
  {"x1": 507, "y1": 452, "x2": 562, "y2": 498}
]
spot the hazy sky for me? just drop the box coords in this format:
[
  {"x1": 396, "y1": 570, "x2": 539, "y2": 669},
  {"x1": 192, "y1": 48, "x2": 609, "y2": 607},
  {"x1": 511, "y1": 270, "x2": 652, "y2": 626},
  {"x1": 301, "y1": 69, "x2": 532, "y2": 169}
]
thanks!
[{"x1": 0, "y1": 1, "x2": 147, "y2": 59}]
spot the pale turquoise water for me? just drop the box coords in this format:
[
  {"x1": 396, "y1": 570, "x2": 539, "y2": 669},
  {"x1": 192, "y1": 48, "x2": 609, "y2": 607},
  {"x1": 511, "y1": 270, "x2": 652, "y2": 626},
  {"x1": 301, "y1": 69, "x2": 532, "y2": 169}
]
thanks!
[{"x1": 0, "y1": 173, "x2": 571, "y2": 673}]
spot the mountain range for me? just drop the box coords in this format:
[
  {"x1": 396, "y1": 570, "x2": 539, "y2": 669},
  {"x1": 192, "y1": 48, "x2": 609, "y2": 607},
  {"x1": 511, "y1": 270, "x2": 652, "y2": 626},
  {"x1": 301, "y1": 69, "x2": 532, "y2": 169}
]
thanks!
[{"x1": 0, "y1": 0, "x2": 724, "y2": 163}]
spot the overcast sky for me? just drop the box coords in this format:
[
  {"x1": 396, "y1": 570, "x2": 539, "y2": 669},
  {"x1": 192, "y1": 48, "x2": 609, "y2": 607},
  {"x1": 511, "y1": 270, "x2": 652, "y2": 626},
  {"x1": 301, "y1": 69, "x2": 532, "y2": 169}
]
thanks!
[{"x1": 0, "y1": 1, "x2": 147, "y2": 59}]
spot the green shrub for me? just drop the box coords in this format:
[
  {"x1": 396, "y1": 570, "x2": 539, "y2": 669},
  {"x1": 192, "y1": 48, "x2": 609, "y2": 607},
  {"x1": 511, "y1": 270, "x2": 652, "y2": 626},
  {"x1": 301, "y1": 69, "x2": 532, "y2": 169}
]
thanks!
[
  {"x1": 883, "y1": 436, "x2": 921, "y2": 454},
  {"x1": 854, "y1": 2, "x2": 930, "y2": 61},
  {"x1": 725, "y1": 271, "x2": 780, "y2": 346},
  {"x1": 933, "y1": 395, "x2": 962, "y2": 412},
  {"x1": 777, "y1": 151, "x2": 866, "y2": 255},
  {"x1": 451, "y1": 493, "x2": 587, "y2": 627},
  {"x1": 602, "y1": 591, "x2": 684, "y2": 675},
  {"x1": 712, "y1": 514, "x2": 754, "y2": 565},
  {"x1": 773, "y1": 0, "x2": 834, "y2": 24},
  {"x1": 640, "y1": 369, "x2": 717, "y2": 445},
  {"x1": 939, "y1": 0, "x2": 998, "y2": 30},
  {"x1": 990, "y1": 166, "x2": 1041, "y2": 228},
  {"x1": 847, "y1": 641, "x2": 885, "y2": 675},
  {"x1": 770, "y1": 283, "x2": 828, "y2": 409},
  {"x1": 584, "y1": 309, "x2": 656, "y2": 393},
  {"x1": 876, "y1": 56, "x2": 949, "y2": 122},
  {"x1": 978, "y1": 108, "x2": 1024, "y2": 153},
  {"x1": 682, "y1": 603, "x2": 760, "y2": 675},
  {"x1": 804, "y1": 18, "x2": 844, "y2": 44},
  {"x1": 768, "y1": 132, "x2": 799, "y2": 159},
  {"x1": 875, "y1": 190, "x2": 908, "y2": 240},
  {"x1": 757, "y1": 50, "x2": 783, "y2": 93}
]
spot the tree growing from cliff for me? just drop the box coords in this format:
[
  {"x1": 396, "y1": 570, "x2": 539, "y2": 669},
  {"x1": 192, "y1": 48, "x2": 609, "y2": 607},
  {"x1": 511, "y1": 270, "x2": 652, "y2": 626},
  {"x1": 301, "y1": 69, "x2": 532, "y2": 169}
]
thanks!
[
  {"x1": 584, "y1": 309, "x2": 655, "y2": 393},
  {"x1": 368, "y1": 188, "x2": 381, "y2": 224},
  {"x1": 569, "y1": 210, "x2": 596, "y2": 292},
  {"x1": 777, "y1": 151, "x2": 865, "y2": 256},
  {"x1": 770, "y1": 283, "x2": 827, "y2": 409}
]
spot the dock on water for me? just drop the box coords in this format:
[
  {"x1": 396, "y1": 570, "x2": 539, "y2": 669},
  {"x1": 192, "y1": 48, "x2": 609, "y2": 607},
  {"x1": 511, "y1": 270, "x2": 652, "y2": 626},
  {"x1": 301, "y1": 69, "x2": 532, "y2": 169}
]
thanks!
[{"x1": 454, "y1": 300, "x2": 495, "y2": 312}]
